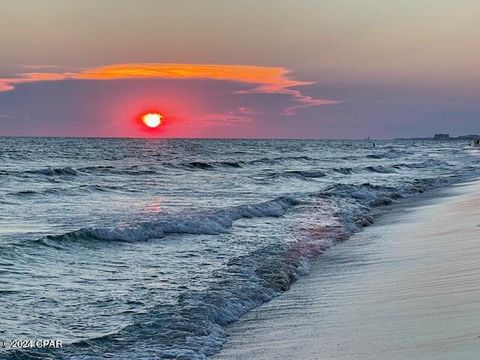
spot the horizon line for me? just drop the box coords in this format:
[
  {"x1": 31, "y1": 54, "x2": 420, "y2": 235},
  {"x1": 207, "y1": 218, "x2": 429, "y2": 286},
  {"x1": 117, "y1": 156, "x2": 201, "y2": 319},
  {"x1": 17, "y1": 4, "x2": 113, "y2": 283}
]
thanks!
[{"x1": 0, "y1": 135, "x2": 472, "y2": 141}]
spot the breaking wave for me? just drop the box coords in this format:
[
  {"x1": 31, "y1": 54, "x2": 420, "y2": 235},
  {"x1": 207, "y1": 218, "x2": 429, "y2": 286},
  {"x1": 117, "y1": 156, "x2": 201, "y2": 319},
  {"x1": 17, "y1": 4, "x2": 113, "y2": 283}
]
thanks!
[
  {"x1": 38, "y1": 197, "x2": 299, "y2": 245},
  {"x1": 17, "y1": 177, "x2": 428, "y2": 360}
]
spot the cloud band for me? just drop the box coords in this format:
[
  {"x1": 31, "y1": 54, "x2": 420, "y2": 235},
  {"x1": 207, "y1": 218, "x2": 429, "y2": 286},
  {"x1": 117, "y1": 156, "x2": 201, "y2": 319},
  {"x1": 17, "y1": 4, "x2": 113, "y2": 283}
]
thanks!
[{"x1": 0, "y1": 63, "x2": 338, "y2": 113}]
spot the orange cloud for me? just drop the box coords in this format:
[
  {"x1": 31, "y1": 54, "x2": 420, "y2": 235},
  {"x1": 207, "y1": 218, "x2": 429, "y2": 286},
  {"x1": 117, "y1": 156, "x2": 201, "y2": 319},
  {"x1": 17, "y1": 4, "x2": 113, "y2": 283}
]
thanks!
[{"x1": 0, "y1": 63, "x2": 338, "y2": 113}]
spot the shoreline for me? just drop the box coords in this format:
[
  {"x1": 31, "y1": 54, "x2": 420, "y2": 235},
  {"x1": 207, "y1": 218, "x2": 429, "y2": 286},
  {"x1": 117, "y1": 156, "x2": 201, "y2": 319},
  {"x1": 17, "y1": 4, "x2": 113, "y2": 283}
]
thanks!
[{"x1": 213, "y1": 179, "x2": 480, "y2": 359}]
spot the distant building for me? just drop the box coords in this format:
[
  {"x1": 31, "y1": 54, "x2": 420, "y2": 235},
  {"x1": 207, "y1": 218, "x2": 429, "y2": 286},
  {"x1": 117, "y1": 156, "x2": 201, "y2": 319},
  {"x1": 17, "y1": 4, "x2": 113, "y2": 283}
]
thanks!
[
  {"x1": 394, "y1": 133, "x2": 479, "y2": 141},
  {"x1": 433, "y1": 133, "x2": 450, "y2": 140},
  {"x1": 458, "y1": 134, "x2": 480, "y2": 140}
]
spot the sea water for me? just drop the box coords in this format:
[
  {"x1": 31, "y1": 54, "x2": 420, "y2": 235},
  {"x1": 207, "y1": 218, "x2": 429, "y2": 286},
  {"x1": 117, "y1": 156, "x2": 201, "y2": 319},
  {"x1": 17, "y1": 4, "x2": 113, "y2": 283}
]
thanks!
[{"x1": 0, "y1": 138, "x2": 478, "y2": 359}]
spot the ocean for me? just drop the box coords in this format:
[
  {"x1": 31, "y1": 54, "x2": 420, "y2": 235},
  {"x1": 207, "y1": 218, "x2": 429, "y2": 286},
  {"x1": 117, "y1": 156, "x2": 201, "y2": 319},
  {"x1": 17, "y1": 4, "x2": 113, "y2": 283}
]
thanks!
[{"x1": 0, "y1": 138, "x2": 478, "y2": 359}]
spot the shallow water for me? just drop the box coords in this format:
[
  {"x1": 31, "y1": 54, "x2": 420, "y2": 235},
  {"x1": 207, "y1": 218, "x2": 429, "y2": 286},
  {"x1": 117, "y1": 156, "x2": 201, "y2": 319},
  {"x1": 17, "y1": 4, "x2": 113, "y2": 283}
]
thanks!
[
  {"x1": 0, "y1": 138, "x2": 478, "y2": 359},
  {"x1": 213, "y1": 180, "x2": 480, "y2": 360}
]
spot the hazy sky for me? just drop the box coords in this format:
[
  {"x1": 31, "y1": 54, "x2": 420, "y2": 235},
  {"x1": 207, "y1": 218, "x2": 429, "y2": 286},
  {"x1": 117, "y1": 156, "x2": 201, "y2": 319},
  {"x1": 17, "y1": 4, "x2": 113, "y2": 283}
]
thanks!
[{"x1": 1, "y1": 0, "x2": 479, "y2": 138}]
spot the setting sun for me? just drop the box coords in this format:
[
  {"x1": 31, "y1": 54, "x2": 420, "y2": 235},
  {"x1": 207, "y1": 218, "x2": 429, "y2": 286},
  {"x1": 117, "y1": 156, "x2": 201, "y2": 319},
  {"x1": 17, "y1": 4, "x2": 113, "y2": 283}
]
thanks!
[{"x1": 141, "y1": 112, "x2": 163, "y2": 128}]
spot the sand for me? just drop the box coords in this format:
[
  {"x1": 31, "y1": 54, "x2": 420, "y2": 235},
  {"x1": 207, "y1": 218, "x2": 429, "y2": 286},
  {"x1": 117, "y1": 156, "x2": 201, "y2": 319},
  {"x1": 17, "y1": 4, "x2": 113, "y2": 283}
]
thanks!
[{"x1": 213, "y1": 180, "x2": 480, "y2": 360}]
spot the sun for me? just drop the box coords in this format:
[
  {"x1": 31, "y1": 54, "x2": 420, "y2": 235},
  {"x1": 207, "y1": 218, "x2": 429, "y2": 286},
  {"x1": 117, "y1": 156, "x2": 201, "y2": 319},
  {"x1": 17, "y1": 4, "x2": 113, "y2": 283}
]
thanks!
[{"x1": 141, "y1": 112, "x2": 163, "y2": 128}]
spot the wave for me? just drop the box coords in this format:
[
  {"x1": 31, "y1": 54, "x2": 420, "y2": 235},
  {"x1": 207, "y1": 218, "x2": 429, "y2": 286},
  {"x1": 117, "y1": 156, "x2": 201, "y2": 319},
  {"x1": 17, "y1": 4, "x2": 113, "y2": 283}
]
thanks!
[
  {"x1": 0, "y1": 156, "x2": 317, "y2": 181},
  {"x1": 247, "y1": 155, "x2": 316, "y2": 166},
  {"x1": 25, "y1": 166, "x2": 79, "y2": 176},
  {"x1": 325, "y1": 182, "x2": 401, "y2": 198},
  {"x1": 77, "y1": 165, "x2": 115, "y2": 173},
  {"x1": 333, "y1": 160, "x2": 452, "y2": 175},
  {"x1": 351, "y1": 148, "x2": 413, "y2": 160},
  {"x1": 9, "y1": 175, "x2": 453, "y2": 360},
  {"x1": 332, "y1": 167, "x2": 354, "y2": 175},
  {"x1": 263, "y1": 170, "x2": 327, "y2": 181},
  {"x1": 26, "y1": 179, "x2": 413, "y2": 359},
  {"x1": 9, "y1": 184, "x2": 127, "y2": 197},
  {"x1": 322, "y1": 183, "x2": 404, "y2": 215},
  {"x1": 287, "y1": 170, "x2": 327, "y2": 178},
  {"x1": 110, "y1": 165, "x2": 157, "y2": 175},
  {"x1": 365, "y1": 165, "x2": 396, "y2": 173},
  {"x1": 179, "y1": 161, "x2": 243, "y2": 170},
  {"x1": 12, "y1": 165, "x2": 157, "y2": 177},
  {"x1": 409, "y1": 159, "x2": 451, "y2": 168},
  {"x1": 332, "y1": 160, "x2": 454, "y2": 175},
  {"x1": 331, "y1": 165, "x2": 396, "y2": 175},
  {"x1": 5, "y1": 157, "x2": 312, "y2": 179},
  {"x1": 390, "y1": 159, "x2": 451, "y2": 170},
  {"x1": 30, "y1": 180, "x2": 412, "y2": 248},
  {"x1": 175, "y1": 157, "x2": 314, "y2": 170},
  {"x1": 35, "y1": 223, "x2": 346, "y2": 360},
  {"x1": 37, "y1": 197, "x2": 299, "y2": 245},
  {"x1": 182, "y1": 161, "x2": 215, "y2": 170},
  {"x1": 214, "y1": 161, "x2": 243, "y2": 168}
]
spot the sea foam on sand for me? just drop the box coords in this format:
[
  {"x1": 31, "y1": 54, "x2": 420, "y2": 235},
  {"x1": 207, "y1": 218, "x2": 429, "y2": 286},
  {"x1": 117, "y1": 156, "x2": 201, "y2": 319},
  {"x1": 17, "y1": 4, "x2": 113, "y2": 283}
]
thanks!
[{"x1": 214, "y1": 179, "x2": 480, "y2": 360}]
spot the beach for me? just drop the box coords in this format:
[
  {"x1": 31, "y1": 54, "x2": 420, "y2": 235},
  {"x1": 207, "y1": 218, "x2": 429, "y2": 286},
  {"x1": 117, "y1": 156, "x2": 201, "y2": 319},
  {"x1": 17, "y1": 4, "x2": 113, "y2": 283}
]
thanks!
[
  {"x1": 2, "y1": 1, "x2": 480, "y2": 358},
  {"x1": 214, "y1": 179, "x2": 480, "y2": 360}
]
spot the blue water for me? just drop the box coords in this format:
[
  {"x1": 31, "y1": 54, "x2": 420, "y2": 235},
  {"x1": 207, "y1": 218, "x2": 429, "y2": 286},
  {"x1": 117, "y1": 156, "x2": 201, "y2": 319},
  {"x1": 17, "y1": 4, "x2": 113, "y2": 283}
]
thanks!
[{"x1": 0, "y1": 138, "x2": 478, "y2": 359}]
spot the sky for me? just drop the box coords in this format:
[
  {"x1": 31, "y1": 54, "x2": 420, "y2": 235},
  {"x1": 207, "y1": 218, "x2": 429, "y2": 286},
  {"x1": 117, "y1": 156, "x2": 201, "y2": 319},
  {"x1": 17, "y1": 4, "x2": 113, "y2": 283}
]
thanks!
[{"x1": 0, "y1": 0, "x2": 479, "y2": 139}]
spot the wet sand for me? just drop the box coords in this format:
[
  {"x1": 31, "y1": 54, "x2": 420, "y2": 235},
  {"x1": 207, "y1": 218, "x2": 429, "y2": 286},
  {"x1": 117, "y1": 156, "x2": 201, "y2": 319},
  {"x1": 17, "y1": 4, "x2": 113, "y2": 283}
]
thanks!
[{"x1": 213, "y1": 180, "x2": 480, "y2": 360}]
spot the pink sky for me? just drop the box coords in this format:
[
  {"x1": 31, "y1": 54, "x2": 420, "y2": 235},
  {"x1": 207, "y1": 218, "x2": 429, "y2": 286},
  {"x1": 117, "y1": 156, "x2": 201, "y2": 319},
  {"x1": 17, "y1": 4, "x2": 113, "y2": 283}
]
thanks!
[{"x1": 0, "y1": 0, "x2": 479, "y2": 138}]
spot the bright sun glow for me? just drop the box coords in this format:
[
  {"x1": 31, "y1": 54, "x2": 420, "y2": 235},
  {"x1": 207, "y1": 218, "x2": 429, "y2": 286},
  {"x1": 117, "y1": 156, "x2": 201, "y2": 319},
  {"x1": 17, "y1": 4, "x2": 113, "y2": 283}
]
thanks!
[{"x1": 142, "y1": 112, "x2": 163, "y2": 128}]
